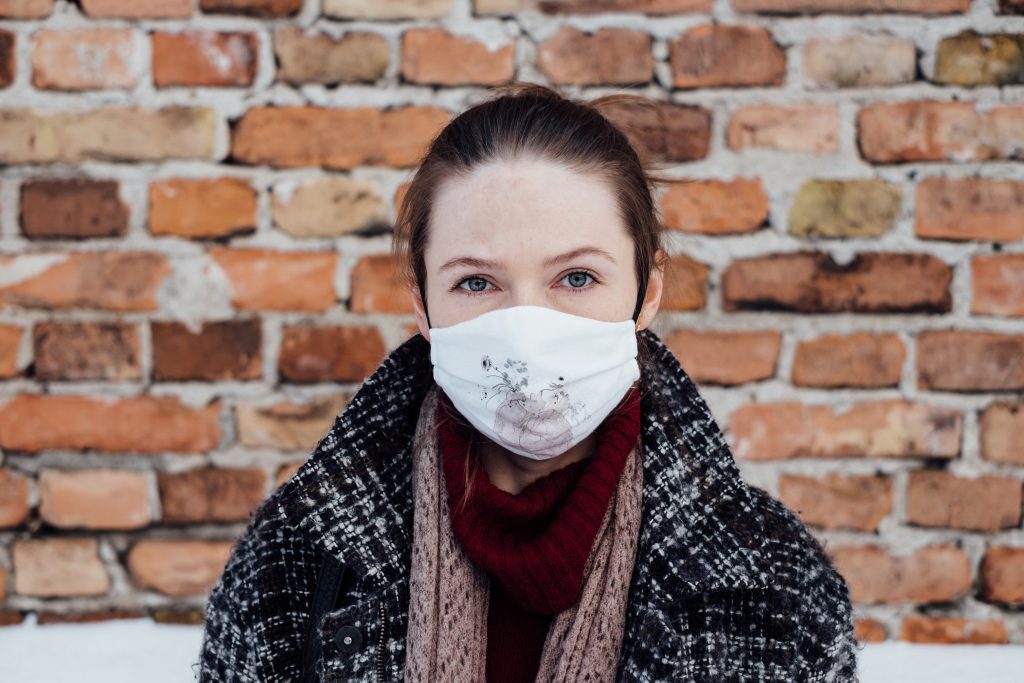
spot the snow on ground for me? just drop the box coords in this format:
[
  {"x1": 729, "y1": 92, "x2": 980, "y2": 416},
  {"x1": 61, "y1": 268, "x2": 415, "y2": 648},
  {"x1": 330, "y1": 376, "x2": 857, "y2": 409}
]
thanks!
[{"x1": 0, "y1": 614, "x2": 1021, "y2": 681}]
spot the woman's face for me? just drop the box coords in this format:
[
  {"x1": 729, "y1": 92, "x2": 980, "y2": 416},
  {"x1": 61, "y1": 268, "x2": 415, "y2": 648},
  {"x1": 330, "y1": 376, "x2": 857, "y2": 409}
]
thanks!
[{"x1": 411, "y1": 156, "x2": 664, "y2": 340}]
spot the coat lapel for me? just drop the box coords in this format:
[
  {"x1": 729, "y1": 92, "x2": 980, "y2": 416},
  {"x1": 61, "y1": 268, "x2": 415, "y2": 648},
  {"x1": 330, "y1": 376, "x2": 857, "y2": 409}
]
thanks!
[{"x1": 276, "y1": 327, "x2": 775, "y2": 635}]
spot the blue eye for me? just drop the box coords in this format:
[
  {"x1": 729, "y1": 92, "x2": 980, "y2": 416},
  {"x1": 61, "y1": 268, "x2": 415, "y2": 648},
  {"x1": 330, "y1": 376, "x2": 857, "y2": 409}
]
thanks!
[{"x1": 451, "y1": 270, "x2": 599, "y2": 297}]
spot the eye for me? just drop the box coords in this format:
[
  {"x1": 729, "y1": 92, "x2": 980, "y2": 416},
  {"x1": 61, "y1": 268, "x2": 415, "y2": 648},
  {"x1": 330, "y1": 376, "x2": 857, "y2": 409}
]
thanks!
[
  {"x1": 559, "y1": 270, "x2": 597, "y2": 293},
  {"x1": 453, "y1": 276, "x2": 494, "y2": 296}
]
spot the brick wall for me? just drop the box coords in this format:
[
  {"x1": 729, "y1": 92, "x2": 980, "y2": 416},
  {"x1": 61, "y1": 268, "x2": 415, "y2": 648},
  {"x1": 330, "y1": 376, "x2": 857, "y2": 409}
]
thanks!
[{"x1": 0, "y1": 0, "x2": 1021, "y2": 647}]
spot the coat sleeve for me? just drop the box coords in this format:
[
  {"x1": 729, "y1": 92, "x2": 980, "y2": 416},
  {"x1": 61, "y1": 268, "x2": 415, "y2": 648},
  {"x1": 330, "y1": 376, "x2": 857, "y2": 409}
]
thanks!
[
  {"x1": 789, "y1": 559, "x2": 861, "y2": 682},
  {"x1": 194, "y1": 501, "x2": 323, "y2": 682},
  {"x1": 195, "y1": 529, "x2": 260, "y2": 682}
]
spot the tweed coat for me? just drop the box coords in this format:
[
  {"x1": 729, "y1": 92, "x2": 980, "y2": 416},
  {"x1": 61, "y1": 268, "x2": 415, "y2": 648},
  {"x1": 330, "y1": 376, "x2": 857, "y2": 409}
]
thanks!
[{"x1": 195, "y1": 329, "x2": 861, "y2": 682}]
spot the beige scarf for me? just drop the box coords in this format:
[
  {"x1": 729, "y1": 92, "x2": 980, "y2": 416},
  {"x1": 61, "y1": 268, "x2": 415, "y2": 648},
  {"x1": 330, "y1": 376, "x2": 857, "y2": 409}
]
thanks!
[{"x1": 403, "y1": 386, "x2": 644, "y2": 682}]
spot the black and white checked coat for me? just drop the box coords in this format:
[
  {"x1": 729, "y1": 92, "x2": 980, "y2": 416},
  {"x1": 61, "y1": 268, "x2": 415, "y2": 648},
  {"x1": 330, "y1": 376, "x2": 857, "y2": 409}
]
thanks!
[{"x1": 196, "y1": 329, "x2": 861, "y2": 682}]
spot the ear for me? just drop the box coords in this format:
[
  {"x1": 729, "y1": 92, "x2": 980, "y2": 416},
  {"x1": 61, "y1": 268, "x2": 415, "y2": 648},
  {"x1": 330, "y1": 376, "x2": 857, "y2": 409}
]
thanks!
[
  {"x1": 635, "y1": 249, "x2": 666, "y2": 332},
  {"x1": 409, "y1": 282, "x2": 431, "y2": 343}
]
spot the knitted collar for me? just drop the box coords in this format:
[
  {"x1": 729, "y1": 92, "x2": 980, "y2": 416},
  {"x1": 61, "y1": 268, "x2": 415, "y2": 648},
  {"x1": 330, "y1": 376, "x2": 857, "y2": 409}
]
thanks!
[{"x1": 277, "y1": 329, "x2": 772, "y2": 610}]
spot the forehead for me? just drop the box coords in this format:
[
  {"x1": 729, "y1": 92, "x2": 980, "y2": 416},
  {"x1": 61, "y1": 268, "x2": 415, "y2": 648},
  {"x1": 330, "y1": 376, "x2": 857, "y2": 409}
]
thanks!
[{"x1": 428, "y1": 156, "x2": 628, "y2": 255}]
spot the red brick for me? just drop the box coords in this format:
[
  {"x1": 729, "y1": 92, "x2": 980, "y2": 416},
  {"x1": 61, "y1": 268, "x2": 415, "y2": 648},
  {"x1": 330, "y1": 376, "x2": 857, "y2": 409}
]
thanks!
[
  {"x1": 0, "y1": 325, "x2": 20, "y2": 377},
  {"x1": 665, "y1": 328, "x2": 780, "y2": 385},
  {"x1": 401, "y1": 27, "x2": 515, "y2": 86},
  {"x1": 980, "y1": 402, "x2": 1024, "y2": 465},
  {"x1": 200, "y1": 0, "x2": 301, "y2": 16},
  {"x1": 0, "y1": 0, "x2": 54, "y2": 18},
  {"x1": 127, "y1": 540, "x2": 232, "y2": 597},
  {"x1": 660, "y1": 254, "x2": 709, "y2": 311},
  {"x1": 0, "y1": 30, "x2": 13, "y2": 89},
  {"x1": 935, "y1": 31, "x2": 1024, "y2": 87},
  {"x1": 0, "y1": 467, "x2": 29, "y2": 527},
  {"x1": 857, "y1": 101, "x2": 1024, "y2": 163},
  {"x1": 31, "y1": 28, "x2": 138, "y2": 90},
  {"x1": 0, "y1": 252, "x2": 172, "y2": 312},
  {"x1": 158, "y1": 468, "x2": 267, "y2": 523},
  {"x1": 477, "y1": 0, "x2": 711, "y2": 12},
  {"x1": 0, "y1": 107, "x2": 218, "y2": 164},
  {"x1": 149, "y1": 178, "x2": 256, "y2": 239},
  {"x1": 973, "y1": 254, "x2": 1024, "y2": 316},
  {"x1": 33, "y1": 321, "x2": 140, "y2": 381},
  {"x1": 732, "y1": 0, "x2": 969, "y2": 12},
  {"x1": 152, "y1": 320, "x2": 261, "y2": 382},
  {"x1": 855, "y1": 618, "x2": 886, "y2": 643},
  {"x1": 729, "y1": 400, "x2": 962, "y2": 460},
  {"x1": 918, "y1": 330, "x2": 1024, "y2": 392},
  {"x1": 537, "y1": 26, "x2": 652, "y2": 86},
  {"x1": 271, "y1": 176, "x2": 389, "y2": 237},
  {"x1": 274, "y1": 27, "x2": 389, "y2": 85},
  {"x1": 279, "y1": 325, "x2": 387, "y2": 383},
  {"x1": 153, "y1": 31, "x2": 258, "y2": 88},
  {"x1": 236, "y1": 395, "x2": 349, "y2": 449},
  {"x1": 20, "y1": 179, "x2": 128, "y2": 239},
  {"x1": 37, "y1": 609, "x2": 148, "y2": 625},
  {"x1": 13, "y1": 538, "x2": 110, "y2": 597},
  {"x1": 778, "y1": 473, "x2": 893, "y2": 532},
  {"x1": 979, "y1": 546, "x2": 1024, "y2": 606},
  {"x1": 350, "y1": 253, "x2": 413, "y2": 314},
  {"x1": 661, "y1": 178, "x2": 768, "y2": 234},
  {"x1": 80, "y1": 0, "x2": 192, "y2": 18},
  {"x1": 900, "y1": 616, "x2": 1008, "y2": 644},
  {"x1": 788, "y1": 179, "x2": 901, "y2": 238},
  {"x1": 727, "y1": 104, "x2": 839, "y2": 153},
  {"x1": 210, "y1": 248, "x2": 337, "y2": 313},
  {"x1": 804, "y1": 33, "x2": 915, "y2": 88},
  {"x1": 916, "y1": 178, "x2": 1024, "y2": 242},
  {"x1": 325, "y1": 0, "x2": 452, "y2": 18},
  {"x1": 0, "y1": 394, "x2": 221, "y2": 454},
  {"x1": 231, "y1": 105, "x2": 450, "y2": 169},
  {"x1": 1002, "y1": 0, "x2": 1024, "y2": 14},
  {"x1": 600, "y1": 100, "x2": 711, "y2": 162},
  {"x1": 832, "y1": 545, "x2": 972, "y2": 604},
  {"x1": 39, "y1": 469, "x2": 151, "y2": 530},
  {"x1": 721, "y1": 251, "x2": 952, "y2": 314},
  {"x1": 792, "y1": 332, "x2": 904, "y2": 388},
  {"x1": 906, "y1": 470, "x2": 1022, "y2": 531},
  {"x1": 670, "y1": 24, "x2": 784, "y2": 88}
]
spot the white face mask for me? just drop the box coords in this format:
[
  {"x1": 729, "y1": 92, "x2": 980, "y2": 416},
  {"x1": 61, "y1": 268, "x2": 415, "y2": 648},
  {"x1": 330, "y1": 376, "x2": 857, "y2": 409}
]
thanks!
[{"x1": 428, "y1": 305, "x2": 641, "y2": 461}]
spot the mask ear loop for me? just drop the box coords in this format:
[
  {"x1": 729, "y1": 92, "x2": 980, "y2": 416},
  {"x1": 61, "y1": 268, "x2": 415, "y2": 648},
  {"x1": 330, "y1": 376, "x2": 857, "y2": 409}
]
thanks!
[{"x1": 420, "y1": 277, "x2": 647, "y2": 331}]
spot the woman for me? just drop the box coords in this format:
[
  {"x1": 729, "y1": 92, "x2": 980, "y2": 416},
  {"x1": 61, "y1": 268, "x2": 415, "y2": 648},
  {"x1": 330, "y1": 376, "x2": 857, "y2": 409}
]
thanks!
[{"x1": 196, "y1": 83, "x2": 860, "y2": 682}]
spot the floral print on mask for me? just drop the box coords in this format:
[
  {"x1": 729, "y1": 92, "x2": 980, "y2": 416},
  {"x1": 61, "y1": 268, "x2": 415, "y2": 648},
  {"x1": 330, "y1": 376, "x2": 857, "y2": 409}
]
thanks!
[{"x1": 479, "y1": 355, "x2": 588, "y2": 457}]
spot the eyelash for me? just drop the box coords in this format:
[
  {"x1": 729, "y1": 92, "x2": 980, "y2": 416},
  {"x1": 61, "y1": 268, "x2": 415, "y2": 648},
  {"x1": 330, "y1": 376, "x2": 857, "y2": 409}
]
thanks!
[{"x1": 451, "y1": 270, "x2": 599, "y2": 297}]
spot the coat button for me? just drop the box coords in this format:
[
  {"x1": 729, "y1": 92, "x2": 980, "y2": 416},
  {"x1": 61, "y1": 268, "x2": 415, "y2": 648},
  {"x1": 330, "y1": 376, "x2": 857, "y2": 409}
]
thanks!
[{"x1": 333, "y1": 624, "x2": 363, "y2": 653}]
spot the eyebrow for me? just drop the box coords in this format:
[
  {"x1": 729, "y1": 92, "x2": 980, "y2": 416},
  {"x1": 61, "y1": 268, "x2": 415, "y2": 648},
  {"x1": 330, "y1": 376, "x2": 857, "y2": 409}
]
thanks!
[{"x1": 438, "y1": 246, "x2": 617, "y2": 274}]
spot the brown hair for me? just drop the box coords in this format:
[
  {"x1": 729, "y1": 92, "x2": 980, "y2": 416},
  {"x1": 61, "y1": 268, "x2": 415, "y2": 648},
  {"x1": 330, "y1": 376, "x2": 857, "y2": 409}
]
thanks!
[{"x1": 392, "y1": 81, "x2": 680, "y2": 510}]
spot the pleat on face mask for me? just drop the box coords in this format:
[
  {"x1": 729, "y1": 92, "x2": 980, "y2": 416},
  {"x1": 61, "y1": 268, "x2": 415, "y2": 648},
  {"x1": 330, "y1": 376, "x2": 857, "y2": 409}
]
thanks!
[{"x1": 428, "y1": 305, "x2": 640, "y2": 460}]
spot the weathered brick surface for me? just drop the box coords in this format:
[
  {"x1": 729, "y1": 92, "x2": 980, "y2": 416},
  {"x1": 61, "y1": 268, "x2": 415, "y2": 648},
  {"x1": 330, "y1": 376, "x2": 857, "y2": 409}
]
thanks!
[
  {"x1": 33, "y1": 321, "x2": 140, "y2": 381},
  {"x1": 832, "y1": 545, "x2": 972, "y2": 604},
  {"x1": 661, "y1": 178, "x2": 768, "y2": 234},
  {"x1": 402, "y1": 27, "x2": 515, "y2": 86},
  {"x1": 792, "y1": 332, "x2": 904, "y2": 388},
  {"x1": 152, "y1": 320, "x2": 262, "y2": 381},
  {"x1": 537, "y1": 27, "x2": 653, "y2": 86},
  {"x1": 20, "y1": 179, "x2": 129, "y2": 239},
  {"x1": 778, "y1": 473, "x2": 892, "y2": 532},
  {"x1": 721, "y1": 252, "x2": 952, "y2": 313},
  {"x1": 918, "y1": 330, "x2": 1024, "y2": 392},
  {"x1": 669, "y1": 25, "x2": 785, "y2": 88},
  {"x1": 900, "y1": 616, "x2": 1008, "y2": 644},
  {"x1": 39, "y1": 469, "x2": 151, "y2": 530},
  {"x1": 0, "y1": 0, "x2": 1022, "y2": 643},
  {"x1": 149, "y1": 178, "x2": 256, "y2": 238},
  {"x1": 727, "y1": 104, "x2": 839, "y2": 153},
  {"x1": 274, "y1": 27, "x2": 389, "y2": 85},
  {"x1": 729, "y1": 400, "x2": 962, "y2": 460},
  {"x1": 665, "y1": 328, "x2": 780, "y2": 385},
  {"x1": 905, "y1": 470, "x2": 1022, "y2": 531}
]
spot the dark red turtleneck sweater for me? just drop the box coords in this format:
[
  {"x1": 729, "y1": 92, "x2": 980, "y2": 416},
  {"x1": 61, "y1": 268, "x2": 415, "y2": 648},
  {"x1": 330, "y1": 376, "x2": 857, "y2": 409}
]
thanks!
[{"x1": 435, "y1": 384, "x2": 641, "y2": 683}]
